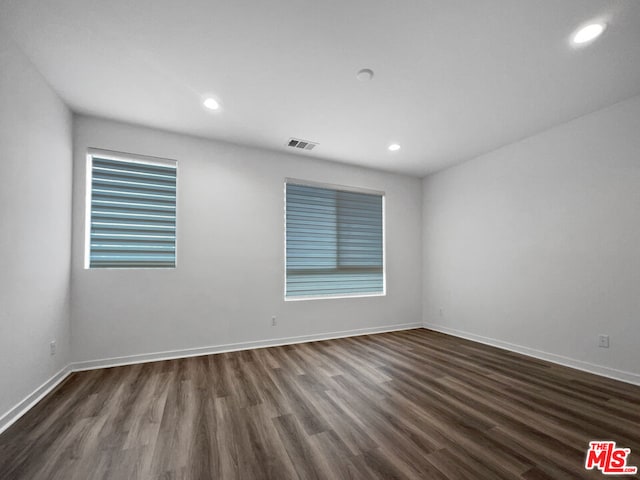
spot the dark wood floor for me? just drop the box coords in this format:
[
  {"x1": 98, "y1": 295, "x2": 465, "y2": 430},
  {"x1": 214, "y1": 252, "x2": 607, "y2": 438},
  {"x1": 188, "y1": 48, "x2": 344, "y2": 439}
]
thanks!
[{"x1": 0, "y1": 329, "x2": 638, "y2": 479}]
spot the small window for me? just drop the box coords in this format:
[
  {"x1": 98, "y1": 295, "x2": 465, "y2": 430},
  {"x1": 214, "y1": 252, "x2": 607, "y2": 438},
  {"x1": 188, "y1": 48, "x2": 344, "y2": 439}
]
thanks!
[
  {"x1": 86, "y1": 150, "x2": 177, "y2": 268},
  {"x1": 285, "y1": 180, "x2": 385, "y2": 299}
]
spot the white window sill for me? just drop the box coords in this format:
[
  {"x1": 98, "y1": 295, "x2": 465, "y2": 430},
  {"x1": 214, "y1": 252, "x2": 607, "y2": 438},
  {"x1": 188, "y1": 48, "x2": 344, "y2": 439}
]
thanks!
[{"x1": 284, "y1": 292, "x2": 386, "y2": 302}]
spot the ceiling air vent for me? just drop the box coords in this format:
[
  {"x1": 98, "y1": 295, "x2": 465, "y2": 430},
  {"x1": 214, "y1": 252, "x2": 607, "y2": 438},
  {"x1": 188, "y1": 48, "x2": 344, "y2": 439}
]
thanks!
[{"x1": 287, "y1": 138, "x2": 318, "y2": 151}]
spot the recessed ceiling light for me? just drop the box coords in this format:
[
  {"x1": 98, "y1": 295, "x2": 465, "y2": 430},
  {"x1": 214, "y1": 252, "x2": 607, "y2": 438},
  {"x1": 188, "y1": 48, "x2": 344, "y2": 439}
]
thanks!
[
  {"x1": 388, "y1": 144, "x2": 401, "y2": 152},
  {"x1": 356, "y1": 68, "x2": 374, "y2": 81},
  {"x1": 572, "y1": 23, "x2": 606, "y2": 45},
  {"x1": 203, "y1": 97, "x2": 220, "y2": 110}
]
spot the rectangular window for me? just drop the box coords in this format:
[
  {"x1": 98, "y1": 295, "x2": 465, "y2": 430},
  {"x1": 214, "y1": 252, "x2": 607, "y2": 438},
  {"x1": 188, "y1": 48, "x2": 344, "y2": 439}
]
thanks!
[
  {"x1": 86, "y1": 150, "x2": 177, "y2": 268},
  {"x1": 285, "y1": 181, "x2": 385, "y2": 299}
]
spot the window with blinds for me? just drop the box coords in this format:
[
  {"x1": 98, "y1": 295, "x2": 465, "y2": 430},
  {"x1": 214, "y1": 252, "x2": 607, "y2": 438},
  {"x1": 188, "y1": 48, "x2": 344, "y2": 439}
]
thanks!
[
  {"x1": 285, "y1": 182, "x2": 384, "y2": 299},
  {"x1": 87, "y1": 152, "x2": 177, "y2": 268}
]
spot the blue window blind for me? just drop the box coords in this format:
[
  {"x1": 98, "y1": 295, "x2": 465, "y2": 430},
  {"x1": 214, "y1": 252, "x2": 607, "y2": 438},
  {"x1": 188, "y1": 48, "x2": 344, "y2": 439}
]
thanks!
[
  {"x1": 285, "y1": 182, "x2": 384, "y2": 298},
  {"x1": 88, "y1": 154, "x2": 177, "y2": 268}
]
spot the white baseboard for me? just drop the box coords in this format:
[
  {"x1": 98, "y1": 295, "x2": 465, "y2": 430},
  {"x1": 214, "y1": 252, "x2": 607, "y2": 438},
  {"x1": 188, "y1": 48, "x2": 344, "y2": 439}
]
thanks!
[
  {"x1": 0, "y1": 365, "x2": 72, "y2": 435},
  {"x1": 12, "y1": 321, "x2": 634, "y2": 438},
  {"x1": 424, "y1": 322, "x2": 640, "y2": 386},
  {"x1": 0, "y1": 322, "x2": 421, "y2": 436},
  {"x1": 71, "y1": 322, "x2": 422, "y2": 372}
]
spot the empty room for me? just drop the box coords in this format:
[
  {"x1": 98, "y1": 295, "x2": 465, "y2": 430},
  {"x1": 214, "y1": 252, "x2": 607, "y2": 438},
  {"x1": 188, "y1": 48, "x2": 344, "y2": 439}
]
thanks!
[{"x1": 1, "y1": 0, "x2": 639, "y2": 479}]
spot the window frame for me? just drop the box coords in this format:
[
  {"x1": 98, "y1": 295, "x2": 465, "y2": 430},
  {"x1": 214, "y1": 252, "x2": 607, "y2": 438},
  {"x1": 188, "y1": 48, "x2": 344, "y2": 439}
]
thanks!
[
  {"x1": 84, "y1": 148, "x2": 179, "y2": 270},
  {"x1": 283, "y1": 178, "x2": 386, "y2": 301}
]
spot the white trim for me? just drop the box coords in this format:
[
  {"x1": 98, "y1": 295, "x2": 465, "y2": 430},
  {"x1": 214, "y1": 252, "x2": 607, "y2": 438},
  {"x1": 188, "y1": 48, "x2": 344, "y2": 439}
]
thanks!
[
  {"x1": 3, "y1": 322, "x2": 638, "y2": 437},
  {"x1": 284, "y1": 177, "x2": 384, "y2": 196},
  {"x1": 283, "y1": 179, "x2": 386, "y2": 300},
  {"x1": 283, "y1": 180, "x2": 287, "y2": 299},
  {"x1": 423, "y1": 323, "x2": 640, "y2": 386},
  {"x1": 381, "y1": 193, "x2": 387, "y2": 296},
  {"x1": 285, "y1": 292, "x2": 386, "y2": 302},
  {"x1": 71, "y1": 322, "x2": 422, "y2": 371},
  {"x1": 84, "y1": 153, "x2": 93, "y2": 269},
  {"x1": 0, "y1": 323, "x2": 420, "y2": 436},
  {"x1": 87, "y1": 148, "x2": 177, "y2": 168},
  {"x1": 84, "y1": 148, "x2": 179, "y2": 270},
  {"x1": 0, "y1": 366, "x2": 72, "y2": 435}
]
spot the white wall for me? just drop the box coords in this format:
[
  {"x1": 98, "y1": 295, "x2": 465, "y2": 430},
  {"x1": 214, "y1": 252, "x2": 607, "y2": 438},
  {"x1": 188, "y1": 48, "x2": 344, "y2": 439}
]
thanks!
[
  {"x1": 71, "y1": 116, "x2": 423, "y2": 363},
  {"x1": 422, "y1": 95, "x2": 640, "y2": 383},
  {"x1": 0, "y1": 28, "x2": 72, "y2": 425}
]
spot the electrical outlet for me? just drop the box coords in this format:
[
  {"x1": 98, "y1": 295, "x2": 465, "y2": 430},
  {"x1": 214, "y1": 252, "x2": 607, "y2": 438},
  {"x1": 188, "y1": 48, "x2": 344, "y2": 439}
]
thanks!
[
  {"x1": 439, "y1": 308, "x2": 444, "y2": 317},
  {"x1": 271, "y1": 316, "x2": 277, "y2": 327},
  {"x1": 598, "y1": 335, "x2": 609, "y2": 348},
  {"x1": 50, "y1": 340, "x2": 56, "y2": 356}
]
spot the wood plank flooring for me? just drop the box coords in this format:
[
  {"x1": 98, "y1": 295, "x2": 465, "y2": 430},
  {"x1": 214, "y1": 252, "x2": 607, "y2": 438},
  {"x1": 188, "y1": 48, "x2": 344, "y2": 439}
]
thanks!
[{"x1": 0, "y1": 329, "x2": 638, "y2": 479}]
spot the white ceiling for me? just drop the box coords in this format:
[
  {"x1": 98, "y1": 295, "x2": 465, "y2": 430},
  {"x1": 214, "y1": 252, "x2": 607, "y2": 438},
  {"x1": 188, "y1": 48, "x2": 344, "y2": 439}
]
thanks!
[{"x1": 1, "y1": 0, "x2": 640, "y2": 176}]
